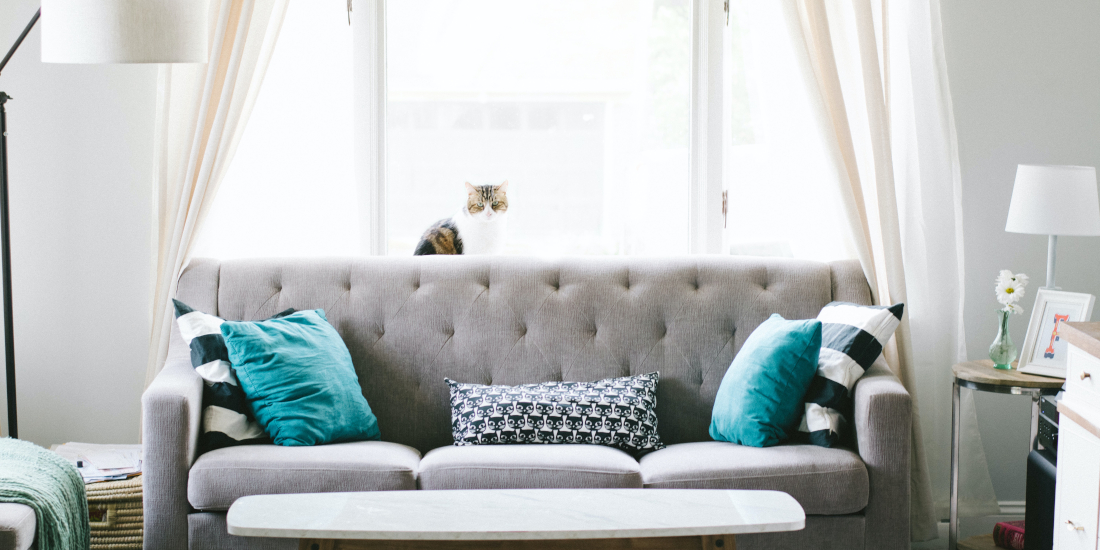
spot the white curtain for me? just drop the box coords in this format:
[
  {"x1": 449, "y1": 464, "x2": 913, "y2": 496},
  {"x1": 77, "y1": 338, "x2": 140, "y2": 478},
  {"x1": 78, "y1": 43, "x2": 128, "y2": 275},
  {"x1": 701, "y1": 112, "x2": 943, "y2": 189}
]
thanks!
[
  {"x1": 793, "y1": 0, "x2": 999, "y2": 540},
  {"x1": 145, "y1": 0, "x2": 289, "y2": 386},
  {"x1": 736, "y1": 0, "x2": 997, "y2": 540}
]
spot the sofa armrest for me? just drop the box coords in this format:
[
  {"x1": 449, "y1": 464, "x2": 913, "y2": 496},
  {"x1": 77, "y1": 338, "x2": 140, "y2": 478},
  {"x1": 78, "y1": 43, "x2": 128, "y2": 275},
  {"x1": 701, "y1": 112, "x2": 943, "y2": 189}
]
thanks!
[
  {"x1": 142, "y1": 332, "x2": 202, "y2": 550},
  {"x1": 852, "y1": 358, "x2": 911, "y2": 550}
]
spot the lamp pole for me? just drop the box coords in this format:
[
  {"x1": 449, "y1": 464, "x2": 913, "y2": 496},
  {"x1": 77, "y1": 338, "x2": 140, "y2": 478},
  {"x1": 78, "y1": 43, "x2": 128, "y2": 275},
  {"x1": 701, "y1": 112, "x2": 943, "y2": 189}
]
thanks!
[{"x1": 0, "y1": 8, "x2": 42, "y2": 439}]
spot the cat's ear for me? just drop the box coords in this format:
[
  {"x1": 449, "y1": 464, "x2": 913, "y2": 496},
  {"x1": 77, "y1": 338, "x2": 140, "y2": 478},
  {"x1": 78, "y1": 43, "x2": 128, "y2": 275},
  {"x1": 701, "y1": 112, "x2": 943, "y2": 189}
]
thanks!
[
  {"x1": 497, "y1": 180, "x2": 509, "y2": 193},
  {"x1": 464, "y1": 182, "x2": 476, "y2": 194}
]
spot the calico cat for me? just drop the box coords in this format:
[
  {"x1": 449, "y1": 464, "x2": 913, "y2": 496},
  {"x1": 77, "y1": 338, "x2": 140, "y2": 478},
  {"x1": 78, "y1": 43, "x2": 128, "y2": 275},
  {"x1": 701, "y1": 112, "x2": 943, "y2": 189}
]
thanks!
[{"x1": 414, "y1": 181, "x2": 509, "y2": 255}]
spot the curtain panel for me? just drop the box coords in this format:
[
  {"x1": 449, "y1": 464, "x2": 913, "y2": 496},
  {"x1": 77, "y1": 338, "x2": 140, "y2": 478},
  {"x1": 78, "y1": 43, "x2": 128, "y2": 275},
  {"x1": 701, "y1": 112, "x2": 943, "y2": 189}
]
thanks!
[
  {"x1": 146, "y1": 0, "x2": 289, "y2": 386},
  {"x1": 785, "y1": 0, "x2": 996, "y2": 540}
]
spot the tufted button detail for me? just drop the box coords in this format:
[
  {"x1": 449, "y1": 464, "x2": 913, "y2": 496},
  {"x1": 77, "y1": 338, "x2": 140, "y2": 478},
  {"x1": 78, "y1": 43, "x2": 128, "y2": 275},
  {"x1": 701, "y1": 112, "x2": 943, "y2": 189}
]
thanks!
[{"x1": 519, "y1": 326, "x2": 527, "y2": 336}]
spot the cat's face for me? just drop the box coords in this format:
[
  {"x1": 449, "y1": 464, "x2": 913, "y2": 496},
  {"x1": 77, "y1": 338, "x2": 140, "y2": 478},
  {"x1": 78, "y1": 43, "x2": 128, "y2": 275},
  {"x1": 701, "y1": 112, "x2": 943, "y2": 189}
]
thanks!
[{"x1": 464, "y1": 181, "x2": 509, "y2": 221}]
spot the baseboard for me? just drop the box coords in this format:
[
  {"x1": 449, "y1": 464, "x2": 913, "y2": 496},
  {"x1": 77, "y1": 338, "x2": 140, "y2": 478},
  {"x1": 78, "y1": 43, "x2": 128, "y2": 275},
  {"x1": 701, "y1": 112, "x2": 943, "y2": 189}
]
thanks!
[{"x1": 999, "y1": 500, "x2": 1025, "y2": 515}]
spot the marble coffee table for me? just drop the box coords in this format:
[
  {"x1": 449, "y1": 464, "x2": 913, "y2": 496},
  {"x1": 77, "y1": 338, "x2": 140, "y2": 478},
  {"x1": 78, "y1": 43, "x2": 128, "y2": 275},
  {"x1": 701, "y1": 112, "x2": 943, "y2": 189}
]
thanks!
[{"x1": 226, "y1": 488, "x2": 805, "y2": 550}]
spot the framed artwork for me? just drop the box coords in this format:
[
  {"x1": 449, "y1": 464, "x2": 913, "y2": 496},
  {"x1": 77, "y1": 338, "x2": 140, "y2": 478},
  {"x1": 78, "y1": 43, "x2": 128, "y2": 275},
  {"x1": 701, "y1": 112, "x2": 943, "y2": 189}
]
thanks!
[{"x1": 1018, "y1": 289, "x2": 1095, "y2": 378}]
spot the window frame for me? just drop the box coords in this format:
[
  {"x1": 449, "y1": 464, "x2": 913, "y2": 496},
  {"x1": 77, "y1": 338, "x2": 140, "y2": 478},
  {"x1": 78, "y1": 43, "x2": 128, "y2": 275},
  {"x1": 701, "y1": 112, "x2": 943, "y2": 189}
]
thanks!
[{"x1": 352, "y1": 0, "x2": 729, "y2": 255}]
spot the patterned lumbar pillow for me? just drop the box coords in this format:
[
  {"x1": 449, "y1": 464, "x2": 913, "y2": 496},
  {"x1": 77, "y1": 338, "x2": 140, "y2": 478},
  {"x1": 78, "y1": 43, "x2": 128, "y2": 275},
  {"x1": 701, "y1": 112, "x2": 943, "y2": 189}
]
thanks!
[
  {"x1": 173, "y1": 299, "x2": 294, "y2": 453},
  {"x1": 799, "y1": 301, "x2": 904, "y2": 447},
  {"x1": 446, "y1": 373, "x2": 665, "y2": 455}
]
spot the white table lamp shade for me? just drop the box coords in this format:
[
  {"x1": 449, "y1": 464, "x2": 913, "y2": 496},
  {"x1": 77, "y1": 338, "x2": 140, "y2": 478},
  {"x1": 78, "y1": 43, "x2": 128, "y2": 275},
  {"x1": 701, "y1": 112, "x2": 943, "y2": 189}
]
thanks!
[
  {"x1": 41, "y1": 0, "x2": 209, "y2": 64},
  {"x1": 1005, "y1": 164, "x2": 1100, "y2": 236}
]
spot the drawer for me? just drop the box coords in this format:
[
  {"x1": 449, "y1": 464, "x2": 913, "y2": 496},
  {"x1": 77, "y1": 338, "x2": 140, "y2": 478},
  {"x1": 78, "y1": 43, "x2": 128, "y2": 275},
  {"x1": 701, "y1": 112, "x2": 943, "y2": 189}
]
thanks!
[
  {"x1": 1054, "y1": 418, "x2": 1100, "y2": 550},
  {"x1": 1067, "y1": 345, "x2": 1100, "y2": 403}
]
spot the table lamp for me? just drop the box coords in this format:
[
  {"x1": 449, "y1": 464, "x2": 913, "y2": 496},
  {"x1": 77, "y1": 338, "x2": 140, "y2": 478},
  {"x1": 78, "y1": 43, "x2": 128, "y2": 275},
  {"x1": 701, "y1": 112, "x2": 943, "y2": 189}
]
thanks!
[
  {"x1": 0, "y1": 0, "x2": 209, "y2": 438},
  {"x1": 1005, "y1": 164, "x2": 1100, "y2": 289}
]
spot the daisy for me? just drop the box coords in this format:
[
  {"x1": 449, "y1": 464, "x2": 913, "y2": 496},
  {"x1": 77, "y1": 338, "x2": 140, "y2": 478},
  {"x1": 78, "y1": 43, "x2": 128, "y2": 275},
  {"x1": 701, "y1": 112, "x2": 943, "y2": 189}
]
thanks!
[
  {"x1": 996, "y1": 277, "x2": 1025, "y2": 305},
  {"x1": 994, "y1": 270, "x2": 1028, "y2": 311}
]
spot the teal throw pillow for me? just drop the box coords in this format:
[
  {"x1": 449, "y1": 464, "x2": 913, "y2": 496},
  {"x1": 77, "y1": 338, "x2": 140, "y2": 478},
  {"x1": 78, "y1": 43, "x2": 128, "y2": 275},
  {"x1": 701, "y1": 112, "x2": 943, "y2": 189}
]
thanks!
[
  {"x1": 220, "y1": 309, "x2": 381, "y2": 446},
  {"x1": 709, "y1": 314, "x2": 822, "y2": 447}
]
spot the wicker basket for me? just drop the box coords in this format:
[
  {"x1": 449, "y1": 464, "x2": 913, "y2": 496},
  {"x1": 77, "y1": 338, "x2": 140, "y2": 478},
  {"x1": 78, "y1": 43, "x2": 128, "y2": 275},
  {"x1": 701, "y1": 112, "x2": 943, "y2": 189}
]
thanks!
[{"x1": 86, "y1": 475, "x2": 142, "y2": 550}]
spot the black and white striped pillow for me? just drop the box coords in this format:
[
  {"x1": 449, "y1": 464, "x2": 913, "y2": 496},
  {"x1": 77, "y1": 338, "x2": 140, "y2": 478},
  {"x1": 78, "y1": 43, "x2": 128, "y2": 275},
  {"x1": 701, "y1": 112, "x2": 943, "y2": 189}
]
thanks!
[
  {"x1": 173, "y1": 300, "x2": 294, "y2": 454},
  {"x1": 798, "y1": 301, "x2": 904, "y2": 448}
]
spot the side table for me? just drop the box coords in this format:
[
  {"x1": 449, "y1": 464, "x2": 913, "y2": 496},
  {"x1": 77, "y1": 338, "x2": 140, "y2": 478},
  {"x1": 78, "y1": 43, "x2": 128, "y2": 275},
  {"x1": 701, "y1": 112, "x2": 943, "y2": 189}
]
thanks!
[{"x1": 950, "y1": 360, "x2": 1063, "y2": 550}]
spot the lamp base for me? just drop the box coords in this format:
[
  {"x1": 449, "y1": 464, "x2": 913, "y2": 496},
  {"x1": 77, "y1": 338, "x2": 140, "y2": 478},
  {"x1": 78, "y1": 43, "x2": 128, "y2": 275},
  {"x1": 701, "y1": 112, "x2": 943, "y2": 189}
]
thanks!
[{"x1": 1045, "y1": 234, "x2": 1057, "y2": 290}]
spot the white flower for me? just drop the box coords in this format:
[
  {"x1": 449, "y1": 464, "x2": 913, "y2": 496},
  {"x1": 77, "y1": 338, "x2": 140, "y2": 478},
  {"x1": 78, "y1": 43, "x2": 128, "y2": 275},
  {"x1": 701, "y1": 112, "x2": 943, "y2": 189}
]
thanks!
[
  {"x1": 996, "y1": 278, "x2": 1025, "y2": 305},
  {"x1": 994, "y1": 269, "x2": 1028, "y2": 305},
  {"x1": 1003, "y1": 303, "x2": 1024, "y2": 315}
]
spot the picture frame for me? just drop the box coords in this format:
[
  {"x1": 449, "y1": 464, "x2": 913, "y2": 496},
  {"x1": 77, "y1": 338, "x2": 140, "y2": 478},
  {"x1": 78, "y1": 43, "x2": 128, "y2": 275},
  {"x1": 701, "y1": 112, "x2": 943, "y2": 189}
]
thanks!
[{"x1": 1018, "y1": 289, "x2": 1095, "y2": 378}]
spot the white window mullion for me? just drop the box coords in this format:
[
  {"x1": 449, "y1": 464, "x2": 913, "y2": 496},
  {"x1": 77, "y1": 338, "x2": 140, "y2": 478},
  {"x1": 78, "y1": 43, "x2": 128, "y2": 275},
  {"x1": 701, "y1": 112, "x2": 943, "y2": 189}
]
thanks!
[
  {"x1": 352, "y1": 0, "x2": 387, "y2": 255},
  {"x1": 690, "y1": 0, "x2": 727, "y2": 254}
]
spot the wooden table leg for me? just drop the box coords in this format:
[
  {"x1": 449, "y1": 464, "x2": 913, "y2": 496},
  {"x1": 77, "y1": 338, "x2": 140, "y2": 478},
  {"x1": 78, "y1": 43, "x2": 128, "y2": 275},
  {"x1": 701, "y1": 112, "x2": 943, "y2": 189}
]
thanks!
[{"x1": 299, "y1": 535, "x2": 737, "y2": 550}]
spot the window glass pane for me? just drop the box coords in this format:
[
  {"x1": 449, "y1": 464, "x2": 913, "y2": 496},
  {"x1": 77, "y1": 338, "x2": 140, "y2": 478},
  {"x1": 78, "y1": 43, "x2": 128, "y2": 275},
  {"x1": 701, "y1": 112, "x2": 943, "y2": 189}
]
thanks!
[
  {"x1": 386, "y1": 0, "x2": 692, "y2": 256},
  {"x1": 724, "y1": 1, "x2": 854, "y2": 262},
  {"x1": 195, "y1": 0, "x2": 357, "y2": 259}
]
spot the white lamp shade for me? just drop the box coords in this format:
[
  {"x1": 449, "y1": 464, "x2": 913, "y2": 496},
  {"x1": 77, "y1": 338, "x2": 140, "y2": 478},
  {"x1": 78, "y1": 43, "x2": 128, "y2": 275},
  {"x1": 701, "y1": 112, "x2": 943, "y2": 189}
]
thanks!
[
  {"x1": 1005, "y1": 164, "x2": 1100, "y2": 236},
  {"x1": 41, "y1": 0, "x2": 210, "y2": 64}
]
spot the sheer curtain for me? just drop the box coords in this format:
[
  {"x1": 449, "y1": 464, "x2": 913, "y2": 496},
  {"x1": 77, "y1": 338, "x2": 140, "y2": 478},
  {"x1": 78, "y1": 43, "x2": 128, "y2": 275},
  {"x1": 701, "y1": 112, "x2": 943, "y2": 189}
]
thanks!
[
  {"x1": 734, "y1": 0, "x2": 996, "y2": 540},
  {"x1": 795, "y1": 0, "x2": 998, "y2": 539},
  {"x1": 146, "y1": 0, "x2": 289, "y2": 385}
]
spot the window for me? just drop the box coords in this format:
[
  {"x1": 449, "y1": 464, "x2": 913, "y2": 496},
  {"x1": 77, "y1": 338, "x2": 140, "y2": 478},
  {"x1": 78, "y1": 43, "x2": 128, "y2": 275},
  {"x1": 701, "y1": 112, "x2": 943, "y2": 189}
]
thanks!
[
  {"x1": 385, "y1": 1, "x2": 692, "y2": 256},
  {"x1": 195, "y1": 0, "x2": 357, "y2": 259},
  {"x1": 722, "y1": 1, "x2": 853, "y2": 262},
  {"x1": 197, "y1": 0, "x2": 854, "y2": 264}
]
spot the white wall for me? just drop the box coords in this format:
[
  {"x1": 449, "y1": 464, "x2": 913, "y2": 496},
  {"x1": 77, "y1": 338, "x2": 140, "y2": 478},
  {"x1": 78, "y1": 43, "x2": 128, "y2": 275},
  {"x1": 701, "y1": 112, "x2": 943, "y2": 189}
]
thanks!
[
  {"x1": 0, "y1": 0, "x2": 157, "y2": 447},
  {"x1": 941, "y1": 0, "x2": 1100, "y2": 504}
]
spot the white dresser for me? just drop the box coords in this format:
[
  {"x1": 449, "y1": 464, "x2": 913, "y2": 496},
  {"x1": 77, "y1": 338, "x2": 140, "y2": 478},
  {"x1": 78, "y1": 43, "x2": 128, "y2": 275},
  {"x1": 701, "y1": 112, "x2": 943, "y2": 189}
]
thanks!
[{"x1": 1054, "y1": 322, "x2": 1100, "y2": 550}]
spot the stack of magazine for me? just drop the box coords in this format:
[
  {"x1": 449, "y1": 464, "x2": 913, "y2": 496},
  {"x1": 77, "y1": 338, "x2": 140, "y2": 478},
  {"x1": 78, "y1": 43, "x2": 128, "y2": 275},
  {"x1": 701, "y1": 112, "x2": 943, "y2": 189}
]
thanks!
[{"x1": 52, "y1": 442, "x2": 141, "y2": 484}]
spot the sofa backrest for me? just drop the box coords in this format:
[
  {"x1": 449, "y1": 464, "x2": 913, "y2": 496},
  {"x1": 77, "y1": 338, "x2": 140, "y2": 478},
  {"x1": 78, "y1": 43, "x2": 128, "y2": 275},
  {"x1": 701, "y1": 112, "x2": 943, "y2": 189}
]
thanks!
[{"x1": 175, "y1": 256, "x2": 871, "y2": 454}]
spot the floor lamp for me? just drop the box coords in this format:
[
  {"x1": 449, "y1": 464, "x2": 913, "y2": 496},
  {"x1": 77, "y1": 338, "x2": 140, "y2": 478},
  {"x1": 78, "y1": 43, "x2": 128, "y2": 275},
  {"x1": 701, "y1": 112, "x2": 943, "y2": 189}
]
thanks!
[{"x1": 0, "y1": 0, "x2": 209, "y2": 438}]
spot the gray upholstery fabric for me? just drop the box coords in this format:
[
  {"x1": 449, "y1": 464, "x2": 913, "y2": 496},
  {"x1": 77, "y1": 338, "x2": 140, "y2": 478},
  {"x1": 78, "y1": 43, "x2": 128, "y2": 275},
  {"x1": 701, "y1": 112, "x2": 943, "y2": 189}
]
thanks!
[
  {"x1": 188, "y1": 512, "x2": 295, "y2": 550},
  {"x1": 211, "y1": 256, "x2": 837, "y2": 453},
  {"x1": 0, "y1": 503, "x2": 35, "y2": 550},
  {"x1": 142, "y1": 256, "x2": 910, "y2": 550},
  {"x1": 827, "y1": 260, "x2": 873, "y2": 304},
  {"x1": 640, "y1": 441, "x2": 868, "y2": 515},
  {"x1": 418, "y1": 445, "x2": 642, "y2": 490},
  {"x1": 143, "y1": 324, "x2": 204, "y2": 550},
  {"x1": 188, "y1": 441, "x2": 420, "y2": 511},
  {"x1": 738, "y1": 514, "x2": 865, "y2": 550},
  {"x1": 853, "y1": 360, "x2": 912, "y2": 549}
]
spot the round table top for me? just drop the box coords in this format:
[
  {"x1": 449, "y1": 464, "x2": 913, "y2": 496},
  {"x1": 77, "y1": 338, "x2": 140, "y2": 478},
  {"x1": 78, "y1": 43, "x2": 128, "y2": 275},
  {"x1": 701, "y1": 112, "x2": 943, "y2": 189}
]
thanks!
[{"x1": 952, "y1": 360, "x2": 1064, "y2": 390}]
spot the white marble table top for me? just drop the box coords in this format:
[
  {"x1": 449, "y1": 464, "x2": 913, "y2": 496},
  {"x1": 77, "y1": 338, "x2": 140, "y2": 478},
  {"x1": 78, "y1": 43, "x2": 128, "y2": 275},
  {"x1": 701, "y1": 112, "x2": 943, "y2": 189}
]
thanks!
[{"x1": 226, "y1": 489, "x2": 805, "y2": 541}]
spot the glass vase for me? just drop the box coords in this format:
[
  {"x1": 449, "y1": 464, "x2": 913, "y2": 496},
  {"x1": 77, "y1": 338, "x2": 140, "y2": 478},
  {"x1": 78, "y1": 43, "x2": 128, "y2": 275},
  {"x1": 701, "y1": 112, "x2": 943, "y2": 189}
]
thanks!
[{"x1": 989, "y1": 309, "x2": 1017, "y2": 370}]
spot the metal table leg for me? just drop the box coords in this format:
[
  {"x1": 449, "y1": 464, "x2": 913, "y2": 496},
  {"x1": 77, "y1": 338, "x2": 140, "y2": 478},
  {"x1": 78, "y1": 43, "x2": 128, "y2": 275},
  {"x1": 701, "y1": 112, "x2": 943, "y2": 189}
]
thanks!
[
  {"x1": 950, "y1": 380, "x2": 961, "y2": 550},
  {"x1": 1030, "y1": 393, "x2": 1041, "y2": 451}
]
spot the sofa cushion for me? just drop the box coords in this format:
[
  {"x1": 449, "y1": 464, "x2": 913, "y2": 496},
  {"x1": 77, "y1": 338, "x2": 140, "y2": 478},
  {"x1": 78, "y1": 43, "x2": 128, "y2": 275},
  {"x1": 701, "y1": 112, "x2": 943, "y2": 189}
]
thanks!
[
  {"x1": 187, "y1": 441, "x2": 419, "y2": 511},
  {"x1": 221, "y1": 309, "x2": 381, "y2": 446},
  {"x1": 417, "y1": 444, "x2": 642, "y2": 489},
  {"x1": 798, "y1": 302, "x2": 903, "y2": 448},
  {"x1": 639, "y1": 441, "x2": 868, "y2": 515},
  {"x1": 446, "y1": 372, "x2": 664, "y2": 455},
  {"x1": 709, "y1": 314, "x2": 822, "y2": 447}
]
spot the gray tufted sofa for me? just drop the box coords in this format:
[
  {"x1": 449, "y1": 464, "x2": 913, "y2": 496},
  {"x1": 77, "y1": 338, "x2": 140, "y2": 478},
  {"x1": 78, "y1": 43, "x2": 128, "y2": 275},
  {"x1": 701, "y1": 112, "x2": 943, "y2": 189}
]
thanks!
[{"x1": 142, "y1": 256, "x2": 912, "y2": 550}]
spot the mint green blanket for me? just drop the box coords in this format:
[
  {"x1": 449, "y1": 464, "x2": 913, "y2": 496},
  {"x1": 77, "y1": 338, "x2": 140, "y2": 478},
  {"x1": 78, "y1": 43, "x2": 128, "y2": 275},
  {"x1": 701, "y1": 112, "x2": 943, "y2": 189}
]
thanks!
[{"x1": 0, "y1": 438, "x2": 88, "y2": 550}]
